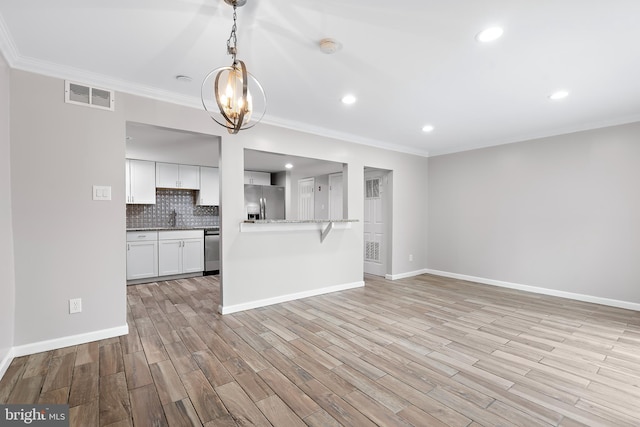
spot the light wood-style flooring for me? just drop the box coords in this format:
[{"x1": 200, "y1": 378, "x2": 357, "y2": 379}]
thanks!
[{"x1": 1, "y1": 274, "x2": 640, "y2": 426}]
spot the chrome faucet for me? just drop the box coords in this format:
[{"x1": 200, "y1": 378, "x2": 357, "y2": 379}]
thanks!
[{"x1": 168, "y1": 209, "x2": 177, "y2": 227}]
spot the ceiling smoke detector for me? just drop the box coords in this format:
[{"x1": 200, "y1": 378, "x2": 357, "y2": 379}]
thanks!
[{"x1": 319, "y1": 38, "x2": 342, "y2": 54}]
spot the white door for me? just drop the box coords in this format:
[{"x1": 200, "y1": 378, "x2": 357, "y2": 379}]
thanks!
[
  {"x1": 158, "y1": 239, "x2": 182, "y2": 276},
  {"x1": 156, "y1": 162, "x2": 180, "y2": 188},
  {"x1": 129, "y1": 160, "x2": 156, "y2": 204},
  {"x1": 198, "y1": 167, "x2": 219, "y2": 206},
  {"x1": 298, "y1": 178, "x2": 315, "y2": 220},
  {"x1": 126, "y1": 241, "x2": 158, "y2": 280},
  {"x1": 364, "y1": 170, "x2": 387, "y2": 276},
  {"x1": 182, "y1": 238, "x2": 204, "y2": 273},
  {"x1": 329, "y1": 173, "x2": 343, "y2": 219},
  {"x1": 179, "y1": 165, "x2": 200, "y2": 189}
]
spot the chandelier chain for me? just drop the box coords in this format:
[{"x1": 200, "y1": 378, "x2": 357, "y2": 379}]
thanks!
[{"x1": 226, "y1": 5, "x2": 238, "y2": 63}]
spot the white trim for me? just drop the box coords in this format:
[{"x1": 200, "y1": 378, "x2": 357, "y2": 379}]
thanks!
[
  {"x1": 385, "y1": 269, "x2": 428, "y2": 281},
  {"x1": 0, "y1": 14, "x2": 18, "y2": 67},
  {"x1": 262, "y1": 115, "x2": 431, "y2": 158},
  {"x1": 220, "y1": 281, "x2": 365, "y2": 314},
  {"x1": 0, "y1": 347, "x2": 15, "y2": 381},
  {"x1": 12, "y1": 324, "x2": 129, "y2": 358},
  {"x1": 425, "y1": 269, "x2": 640, "y2": 312}
]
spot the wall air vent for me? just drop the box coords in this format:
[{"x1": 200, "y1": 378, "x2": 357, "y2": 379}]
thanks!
[{"x1": 64, "y1": 81, "x2": 114, "y2": 111}]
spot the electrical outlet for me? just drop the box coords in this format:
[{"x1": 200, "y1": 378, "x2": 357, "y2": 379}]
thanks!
[
  {"x1": 409, "y1": 254, "x2": 413, "y2": 262},
  {"x1": 69, "y1": 298, "x2": 82, "y2": 314}
]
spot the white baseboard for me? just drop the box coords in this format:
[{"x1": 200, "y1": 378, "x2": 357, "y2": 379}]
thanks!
[
  {"x1": 385, "y1": 269, "x2": 428, "y2": 281},
  {"x1": 11, "y1": 324, "x2": 129, "y2": 358},
  {"x1": 220, "y1": 281, "x2": 365, "y2": 315},
  {"x1": 0, "y1": 347, "x2": 15, "y2": 382},
  {"x1": 425, "y1": 269, "x2": 640, "y2": 312}
]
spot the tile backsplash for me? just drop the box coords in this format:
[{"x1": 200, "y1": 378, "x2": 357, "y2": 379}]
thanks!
[{"x1": 126, "y1": 189, "x2": 218, "y2": 229}]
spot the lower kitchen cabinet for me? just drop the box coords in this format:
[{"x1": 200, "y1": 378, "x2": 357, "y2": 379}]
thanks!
[
  {"x1": 158, "y1": 230, "x2": 204, "y2": 276},
  {"x1": 126, "y1": 231, "x2": 158, "y2": 280}
]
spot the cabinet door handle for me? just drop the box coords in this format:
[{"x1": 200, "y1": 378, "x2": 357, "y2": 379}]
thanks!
[{"x1": 127, "y1": 244, "x2": 130, "y2": 251}]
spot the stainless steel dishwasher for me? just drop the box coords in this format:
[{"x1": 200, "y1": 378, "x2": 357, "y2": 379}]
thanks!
[{"x1": 204, "y1": 228, "x2": 220, "y2": 274}]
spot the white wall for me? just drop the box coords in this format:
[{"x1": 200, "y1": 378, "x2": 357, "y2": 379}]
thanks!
[
  {"x1": 11, "y1": 71, "x2": 128, "y2": 348},
  {"x1": 125, "y1": 123, "x2": 220, "y2": 167},
  {"x1": 6, "y1": 70, "x2": 428, "y2": 354},
  {"x1": 118, "y1": 91, "x2": 429, "y2": 311},
  {"x1": 220, "y1": 127, "x2": 429, "y2": 309},
  {"x1": 0, "y1": 53, "x2": 15, "y2": 372},
  {"x1": 428, "y1": 122, "x2": 640, "y2": 305}
]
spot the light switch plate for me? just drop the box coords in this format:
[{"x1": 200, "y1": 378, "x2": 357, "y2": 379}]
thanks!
[{"x1": 93, "y1": 185, "x2": 111, "y2": 201}]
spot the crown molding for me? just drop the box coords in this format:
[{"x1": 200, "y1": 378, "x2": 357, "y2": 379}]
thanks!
[
  {"x1": 430, "y1": 112, "x2": 640, "y2": 157},
  {"x1": 0, "y1": 15, "x2": 429, "y2": 158},
  {"x1": 260, "y1": 115, "x2": 430, "y2": 158},
  {"x1": 0, "y1": 13, "x2": 18, "y2": 66}
]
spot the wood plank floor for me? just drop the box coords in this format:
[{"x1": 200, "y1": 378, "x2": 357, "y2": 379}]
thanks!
[{"x1": 2, "y1": 274, "x2": 640, "y2": 426}]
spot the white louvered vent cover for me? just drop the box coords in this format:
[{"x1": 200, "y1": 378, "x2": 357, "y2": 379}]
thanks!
[
  {"x1": 365, "y1": 241, "x2": 380, "y2": 262},
  {"x1": 365, "y1": 178, "x2": 380, "y2": 199},
  {"x1": 65, "y1": 81, "x2": 114, "y2": 111}
]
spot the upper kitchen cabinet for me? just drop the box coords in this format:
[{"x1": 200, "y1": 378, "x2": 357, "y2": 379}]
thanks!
[
  {"x1": 197, "y1": 166, "x2": 219, "y2": 206},
  {"x1": 244, "y1": 170, "x2": 271, "y2": 185},
  {"x1": 156, "y1": 162, "x2": 200, "y2": 189},
  {"x1": 126, "y1": 159, "x2": 156, "y2": 204}
]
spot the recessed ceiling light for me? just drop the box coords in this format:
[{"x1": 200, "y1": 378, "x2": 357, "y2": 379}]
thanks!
[
  {"x1": 422, "y1": 125, "x2": 435, "y2": 133},
  {"x1": 549, "y1": 90, "x2": 569, "y2": 100},
  {"x1": 341, "y1": 94, "x2": 357, "y2": 105},
  {"x1": 285, "y1": 163, "x2": 293, "y2": 169},
  {"x1": 175, "y1": 75, "x2": 192, "y2": 83},
  {"x1": 476, "y1": 27, "x2": 504, "y2": 43}
]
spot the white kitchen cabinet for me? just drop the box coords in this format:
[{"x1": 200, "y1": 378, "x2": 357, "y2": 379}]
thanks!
[
  {"x1": 158, "y1": 230, "x2": 204, "y2": 276},
  {"x1": 244, "y1": 170, "x2": 271, "y2": 185},
  {"x1": 126, "y1": 231, "x2": 158, "y2": 280},
  {"x1": 182, "y1": 238, "x2": 205, "y2": 273},
  {"x1": 156, "y1": 162, "x2": 200, "y2": 189},
  {"x1": 126, "y1": 159, "x2": 156, "y2": 204},
  {"x1": 197, "y1": 167, "x2": 219, "y2": 206}
]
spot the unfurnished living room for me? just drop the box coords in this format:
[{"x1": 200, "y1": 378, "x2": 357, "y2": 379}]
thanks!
[{"x1": 1, "y1": 1, "x2": 639, "y2": 426}]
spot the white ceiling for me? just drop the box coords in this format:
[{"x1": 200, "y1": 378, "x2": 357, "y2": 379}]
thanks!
[{"x1": 3, "y1": 1, "x2": 640, "y2": 156}]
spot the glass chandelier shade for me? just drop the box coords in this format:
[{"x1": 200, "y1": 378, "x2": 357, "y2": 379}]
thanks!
[{"x1": 201, "y1": 0, "x2": 266, "y2": 134}]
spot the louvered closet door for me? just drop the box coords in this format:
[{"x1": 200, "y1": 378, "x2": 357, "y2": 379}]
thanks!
[{"x1": 364, "y1": 173, "x2": 386, "y2": 276}]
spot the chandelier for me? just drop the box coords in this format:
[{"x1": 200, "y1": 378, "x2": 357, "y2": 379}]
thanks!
[{"x1": 201, "y1": 0, "x2": 266, "y2": 134}]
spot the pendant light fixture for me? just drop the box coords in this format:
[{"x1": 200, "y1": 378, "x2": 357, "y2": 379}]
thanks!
[{"x1": 201, "y1": 0, "x2": 266, "y2": 134}]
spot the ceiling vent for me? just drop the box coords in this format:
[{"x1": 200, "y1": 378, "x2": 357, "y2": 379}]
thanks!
[{"x1": 64, "y1": 81, "x2": 114, "y2": 111}]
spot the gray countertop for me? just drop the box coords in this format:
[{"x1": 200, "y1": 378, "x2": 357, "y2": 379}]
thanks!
[
  {"x1": 127, "y1": 226, "x2": 219, "y2": 232},
  {"x1": 243, "y1": 219, "x2": 359, "y2": 224}
]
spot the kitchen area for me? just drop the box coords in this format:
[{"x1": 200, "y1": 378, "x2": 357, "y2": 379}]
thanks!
[
  {"x1": 125, "y1": 122, "x2": 351, "y2": 286},
  {"x1": 125, "y1": 122, "x2": 221, "y2": 284}
]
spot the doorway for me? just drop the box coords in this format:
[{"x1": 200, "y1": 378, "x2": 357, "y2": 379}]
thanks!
[
  {"x1": 297, "y1": 177, "x2": 315, "y2": 220},
  {"x1": 364, "y1": 168, "x2": 391, "y2": 276}
]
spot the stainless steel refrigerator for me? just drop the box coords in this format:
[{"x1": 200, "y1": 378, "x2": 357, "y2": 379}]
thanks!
[{"x1": 244, "y1": 185, "x2": 285, "y2": 220}]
